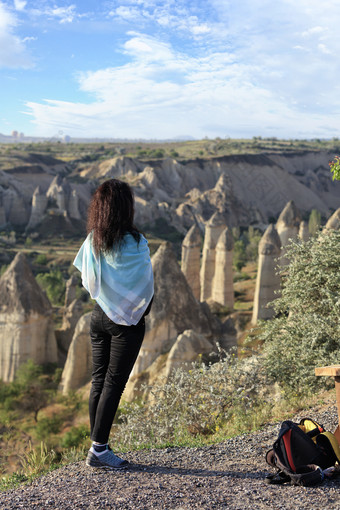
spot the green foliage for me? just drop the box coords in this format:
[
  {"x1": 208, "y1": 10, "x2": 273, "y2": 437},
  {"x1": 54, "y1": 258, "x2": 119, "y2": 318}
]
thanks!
[
  {"x1": 61, "y1": 425, "x2": 90, "y2": 448},
  {"x1": 0, "y1": 473, "x2": 28, "y2": 492},
  {"x1": 257, "y1": 230, "x2": 340, "y2": 394},
  {"x1": 308, "y1": 209, "x2": 321, "y2": 236},
  {"x1": 19, "y1": 442, "x2": 57, "y2": 477},
  {"x1": 1, "y1": 360, "x2": 60, "y2": 422},
  {"x1": 35, "y1": 415, "x2": 63, "y2": 439},
  {"x1": 112, "y1": 348, "x2": 267, "y2": 450},
  {"x1": 329, "y1": 155, "x2": 340, "y2": 180},
  {"x1": 35, "y1": 253, "x2": 48, "y2": 265},
  {"x1": 36, "y1": 269, "x2": 65, "y2": 306},
  {"x1": 233, "y1": 240, "x2": 247, "y2": 271}
]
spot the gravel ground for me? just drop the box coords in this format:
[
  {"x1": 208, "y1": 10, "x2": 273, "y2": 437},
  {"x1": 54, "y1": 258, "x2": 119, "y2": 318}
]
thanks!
[{"x1": 1, "y1": 402, "x2": 340, "y2": 510}]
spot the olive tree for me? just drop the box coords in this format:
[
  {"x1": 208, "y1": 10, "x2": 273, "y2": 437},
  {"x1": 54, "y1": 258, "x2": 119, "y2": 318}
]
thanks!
[{"x1": 257, "y1": 229, "x2": 340, "y2": 393}]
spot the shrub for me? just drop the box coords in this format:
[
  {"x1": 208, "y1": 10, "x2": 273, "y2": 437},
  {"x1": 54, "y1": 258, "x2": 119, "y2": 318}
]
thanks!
[
  {"x1": 112, "y1": 348, "x2": 267, "y2": 450},
  {"x1": 257, "y1": 229, "x2": 340, "y2": 394},
  {"x1": 61, "y1": 425, "x2": 90, "y2": 448},
  {"x1": 36, "y1": 269, "x2": 65, "y2": 306},
  {"x1": 35, "y1": 253, "x2": 48, "y2": 265}
]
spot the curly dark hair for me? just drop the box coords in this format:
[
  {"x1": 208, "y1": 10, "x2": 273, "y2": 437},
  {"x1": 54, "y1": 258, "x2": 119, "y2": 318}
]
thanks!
[{"x1": 87, "y1": 179, "x2": 141, "y2": 254}]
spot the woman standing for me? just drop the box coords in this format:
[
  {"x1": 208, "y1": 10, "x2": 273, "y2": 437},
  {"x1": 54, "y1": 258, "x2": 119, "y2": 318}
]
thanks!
[{"x1": 73, "y1": 179, "x2": 154, "y2": 469}]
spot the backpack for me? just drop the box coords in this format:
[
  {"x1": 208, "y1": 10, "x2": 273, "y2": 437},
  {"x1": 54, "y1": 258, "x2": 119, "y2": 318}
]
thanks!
[{"x1": 265, "y1": 418, "x2": 340, "y2": 486}]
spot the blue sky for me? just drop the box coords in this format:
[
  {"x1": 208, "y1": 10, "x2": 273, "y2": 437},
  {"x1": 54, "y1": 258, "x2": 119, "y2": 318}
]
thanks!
[{"x1": 1, "y1": 0, "x2": 340, "y2": 140}]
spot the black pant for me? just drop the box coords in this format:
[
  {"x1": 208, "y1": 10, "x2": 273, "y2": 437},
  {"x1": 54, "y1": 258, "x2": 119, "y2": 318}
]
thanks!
[{"x1": 89, "y1": 303, "x2": 145, "y2": 443}]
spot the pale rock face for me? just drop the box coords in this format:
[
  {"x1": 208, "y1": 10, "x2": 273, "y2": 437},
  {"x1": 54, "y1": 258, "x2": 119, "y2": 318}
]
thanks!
[
  {"x1": 276, "y1": 200, "x2": 301, "y2": 265},
  {"x1": 56, "y1": 187, "x2": 66, "y2": 211},
  {"x1": 68, "y1": 189, "x2": 81, "y2": 220},
  {"x1": 211, "y1": 227, "x2": 234, "y2": 308},
  {"x1": 299, "y1": 220, "x2": 310, "y2": 242},
  {"x1": 133, "y1": 241, "x2": 225, "y2": 377},
  {"x1": 64, "y1": 275, "x2": 78, "y2": 307},
  {"x1": 276, "y1": 200, "x2": 301, "y2": 246},
  {"x1": 164, "y1": 329, "x2": 213, "y2": 379},
  {"x1": 55, "y1": 298, "x2": 84, "y2": 366},
  {"x1": 59, "y1": 312, "x2": 92, "y2": 394},
  {"x1": 200, "y1": 212, "x2": 226, "y2": 301},
  {"x1": 0, "y1": 252, "x2": 58, "y2": 382},
  {"x1": 181, "y1": 224, "x2": 202, "y2": 300},
  {"x1": 26, "y1": 186, "x2": 48, "y2": 230},
  {"x1": 324, "y1": 208, "x2": 340, "y2": 230},
  {"x1": 252, "y1": 224, "x2": 281, "y2": 324}
]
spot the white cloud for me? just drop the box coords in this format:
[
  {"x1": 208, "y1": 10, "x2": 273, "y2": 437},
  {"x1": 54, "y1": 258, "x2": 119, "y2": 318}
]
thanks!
[
  {"x1": 22, "y1": 1, "x2": 340, "y2": 139},
  {"x1": 49, "y1": 5, "x2": 76, "y2": 24},
  {"x1": 0, "y1": 2, "x2": 32, "y2": 68},
  {"x1": 14, "y1": 0, "x2": 27, "y2": 11}
]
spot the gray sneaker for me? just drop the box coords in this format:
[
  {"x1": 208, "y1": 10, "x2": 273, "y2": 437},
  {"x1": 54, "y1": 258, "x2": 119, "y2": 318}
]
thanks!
[{"x1": 86, "y1": 446, "x2": 129, "y2": 470}]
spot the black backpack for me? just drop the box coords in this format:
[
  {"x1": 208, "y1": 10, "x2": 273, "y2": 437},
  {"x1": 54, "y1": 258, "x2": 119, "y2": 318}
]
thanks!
[{"x1": 265, "y1": 418, "x2": 340, "y2": 486}]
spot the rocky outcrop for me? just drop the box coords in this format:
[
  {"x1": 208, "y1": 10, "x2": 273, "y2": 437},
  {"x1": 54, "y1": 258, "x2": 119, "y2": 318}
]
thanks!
[
  {"x1": 164, "y1": 329, "x2": 214, "y2": 378},
  {"x1": 68, "y1": 190, "x2": 81, "y2": 220},
  {"x1": 252, "y1": 224, "x2": 281, "y2": 324},
  {"x1": 7, "y1": 192, "x2": 27, "y2": 227},
  {"x1": 275, "y1": 200, "x2": 301, "y2": 265},
  {"x1": 324, "y1": 208, "x2": 340, "y2": 230},
  {"x1": 26, "y1": 186, "x2": 48, "y2": 231},
  {"x1": 211, "y1": 227, "x2": 234, "y2": 309},
  {"x1": 59, "y1": 313, "x2": 92, "y2": 394},
  {"x1": 181, "y1": 224, "x2": 202, "y2": 300},
  {"x1": 55, "y1": 298, "x2": 84, "y2": 366},
  {"x1": 200, "y1": 212, "x2": 226, "y2": 301},
  {"x1": 0, "y1": 252, "x2": 58, "y2": 381},
  {"x1": 299, "y1": 220, "x2": 309, "y2": 242},
  {"x1": 133, "y1": 241, "x2": 233, "y2": 377}
]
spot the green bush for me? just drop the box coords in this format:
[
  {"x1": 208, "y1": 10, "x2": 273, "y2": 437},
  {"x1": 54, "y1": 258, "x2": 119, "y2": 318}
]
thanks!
[
  {"x1": 36, "y1": 269, "x2": 65, "y2": 306},
  {"x1": 258, "y1": 229, "x2": 340, "y2": 394},
  {"x1": 35, "y1": 415, "x2": 63, "y2": 439},
  {"x1": 112, "y1": 348, "x2": 267, "y2": 449},
  {"x1": 61, "y1": 425, "x2": 90, "y2": 448},
  {"x1": 35, "y1": 253, "x2": 48, "y2": 265}
]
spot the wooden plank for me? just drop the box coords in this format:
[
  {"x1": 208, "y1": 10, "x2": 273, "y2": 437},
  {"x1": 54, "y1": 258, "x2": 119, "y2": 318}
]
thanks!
[{"x1": 315, "y1": 365, "x2": 340, "y2": 377}]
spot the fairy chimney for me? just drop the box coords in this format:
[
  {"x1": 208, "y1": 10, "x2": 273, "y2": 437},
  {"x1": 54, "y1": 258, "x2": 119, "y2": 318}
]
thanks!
[
  {"x1": 324, "y1": 208, "x2": 340, "y2": 231},
  {"x1": 276, "y1": 200, "x2": 301, "y2": 265},
  {"x1": 0, "y1": 252, "x2": 58, "y2": 381},
  {"x1": 298, "y1": 220, "x2": 309, "y2": 242},
  {"x1": 26, "y1": 186, "x2": 48, "y2": 231},
  {"x1": 181, "y1": 224, "x2": 202, "y2": 300},
  {"x1": 211, "y1": 227, "x2": 234, "y2": 309},
  {"x1": 133, "y1": 241, "x2": 226, "y2": 376},
  {"x1": 200, "y1": 212, "x2": 226, "y2": 301},
  {"x1": 68, "y1": 189, "x2": 81, "y2": 220},
  {"x1": 252, "y1": 224, "x2": 281, "y2": 324}
]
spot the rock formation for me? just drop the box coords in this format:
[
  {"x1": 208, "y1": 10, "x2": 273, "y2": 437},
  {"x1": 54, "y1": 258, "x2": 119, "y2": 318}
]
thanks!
[
  {"x1": 26, "y1": 186, "x2": 48, "y2": 231},
  {"x1": 276, "y1": 200, "x2": 301, "y2": 265},
  {"x1": 324, "y1": 208, "x2": 340, "y2": 230},
  {"x1": 7, "y1": 192, "x2": 27, "y2": 227},
  {"x1": 164, "y1": 329, "x2": 214, "y2": 379},
  {"x1": 55, "y1": 298, "x2": 84, "y2": 366},
  {"x1": 211, "y1": 227, "x2": 234, "y2": 309},
  {"x1": 200, "y1": 212, "x2": 226, "y2": 301},
  {"x1": 181, "y1": 224, "x2": 202, "y2": 300},
  {"x1": 298, "y1": 220, "x2": 309, "y2": 242},
  {"x1": 59, "y1": 313, "x2": 92, "y2": 394},
  {"x1": 133, "y1": 241, "x2": 234, "y2": 377},
  {"x1": 64, "y1": 275, "x2": 78, "y2": 307},
  {"x1": 252, "y1": 224, "x2": 281, "y2": 324},
  {"x1": 68, "y1": 189, "x2": 81, "y2": 220},
  {"x1": 0, "y1": 252, "x2": 58, "y2": 382}
]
